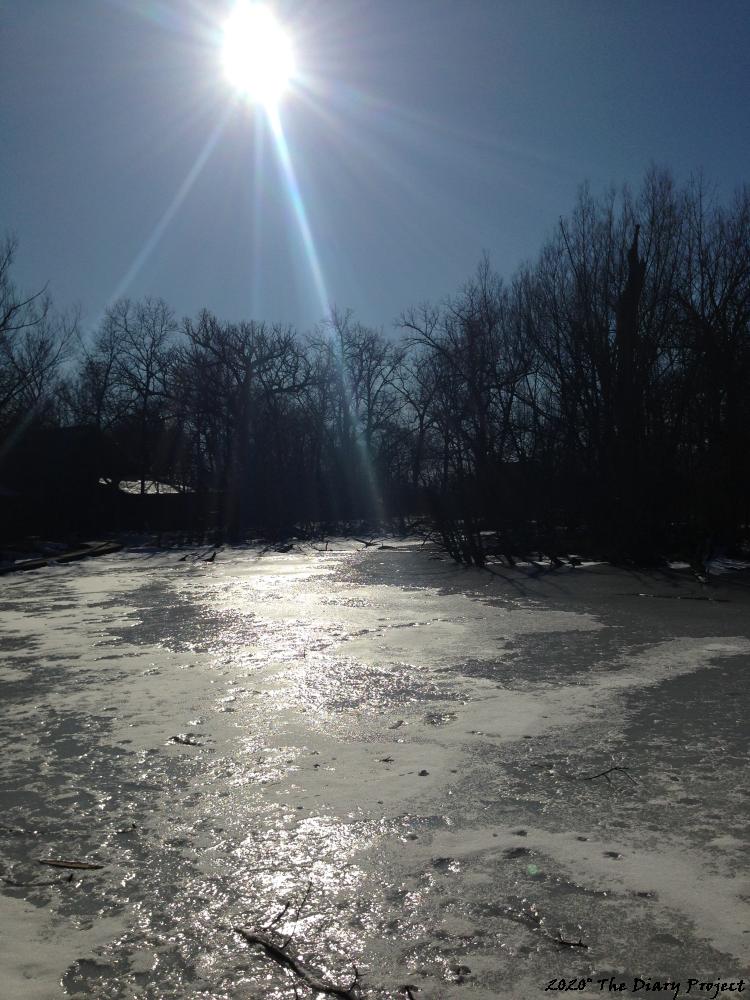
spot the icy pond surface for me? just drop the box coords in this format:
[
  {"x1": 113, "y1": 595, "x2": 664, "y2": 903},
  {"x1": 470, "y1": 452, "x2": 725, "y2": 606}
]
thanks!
[{"x1": 1, "y1": 542, "x2": 749, "y2": 999}]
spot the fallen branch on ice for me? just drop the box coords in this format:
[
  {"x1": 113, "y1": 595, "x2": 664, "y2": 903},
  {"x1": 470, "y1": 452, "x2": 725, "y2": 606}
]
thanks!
[{"x1": 233, "y1": 928, "x2": 360, "y2": 998}]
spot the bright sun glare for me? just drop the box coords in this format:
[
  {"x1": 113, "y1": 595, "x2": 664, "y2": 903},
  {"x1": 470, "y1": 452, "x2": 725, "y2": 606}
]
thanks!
[{"x1": 222, "y1": 2, "x2": 295, "y2": 107}]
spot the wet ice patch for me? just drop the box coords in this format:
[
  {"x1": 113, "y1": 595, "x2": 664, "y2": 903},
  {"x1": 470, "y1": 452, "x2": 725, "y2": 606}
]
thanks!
[{"x1": 430, "y1": 824, "x2": 750, "y2": 965}]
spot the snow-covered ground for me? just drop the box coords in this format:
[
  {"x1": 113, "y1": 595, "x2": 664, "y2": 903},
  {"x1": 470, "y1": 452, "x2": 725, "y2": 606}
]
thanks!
[{"x1": 1, "y1": 542, "x2": 748, "y2": 998}]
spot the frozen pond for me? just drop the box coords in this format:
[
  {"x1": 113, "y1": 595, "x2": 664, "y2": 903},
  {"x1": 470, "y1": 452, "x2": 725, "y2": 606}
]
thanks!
[{"x1": 1, "y1": 542, "x2": 749, "y2": 998}]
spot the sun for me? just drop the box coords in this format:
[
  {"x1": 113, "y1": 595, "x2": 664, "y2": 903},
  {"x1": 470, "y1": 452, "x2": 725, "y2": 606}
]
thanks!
[{"x1": 221, "y1": 2, "x2": 295, "y2": 107}]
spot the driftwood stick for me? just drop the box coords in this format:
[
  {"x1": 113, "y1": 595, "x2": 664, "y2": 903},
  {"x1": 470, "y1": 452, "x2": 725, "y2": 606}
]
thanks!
[
  {"x1": 233, "y1": 928, "x2": 359, "y2": 999},
  {"x1": 38, "y1": 859, "x2": 104, "y2": 870}
]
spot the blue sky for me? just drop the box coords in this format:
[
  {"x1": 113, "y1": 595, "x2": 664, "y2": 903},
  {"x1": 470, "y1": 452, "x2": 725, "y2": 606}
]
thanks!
[{"x1": 2, "y1": 0, "x2": 749, "y2": 334}]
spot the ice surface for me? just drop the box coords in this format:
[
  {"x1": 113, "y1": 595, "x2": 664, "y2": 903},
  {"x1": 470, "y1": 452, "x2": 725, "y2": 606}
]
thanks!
[{"x1": 1, "y1": 543, "x2": 748, "y2": 997}]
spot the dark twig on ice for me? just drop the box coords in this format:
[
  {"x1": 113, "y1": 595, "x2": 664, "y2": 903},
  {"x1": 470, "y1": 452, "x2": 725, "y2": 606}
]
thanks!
[
  {"x1": 264, "y1": 896, "x2": 293, "y2": 930},
  {"x1": 583, "y1": 766, "x2": 637, "y2": 786},
  {"x1": 351, "y1": 963, "x2": 362, "y2": 994},
  {"x1": 499, "y1": 902, "x2": 589, "y2": 952},
  {"x1": 233, "y1": 928, "x2": 360, "y2": 999},
  {"x1": 352, "y1": 537, "x2": 378, "y2": 548},
  {"x1": 265, "y1": 879, "x2": 314, "y2": 937},
  {"x1": 280, "y1": 879, "x2": 314, "y2": 947},
  {"x1": 553, "y1": 932, "x2": 589, "y2": 949}
]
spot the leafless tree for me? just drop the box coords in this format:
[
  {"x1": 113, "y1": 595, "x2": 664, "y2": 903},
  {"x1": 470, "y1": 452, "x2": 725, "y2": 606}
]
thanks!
[{"x1": 0, "y1": 235, "x2": 77, "y2": 429}]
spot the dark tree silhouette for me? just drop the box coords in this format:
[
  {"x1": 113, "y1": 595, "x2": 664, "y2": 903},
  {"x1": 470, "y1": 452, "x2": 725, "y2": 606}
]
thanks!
[{"x1": 2, "y1": 169, "x2": 749, "y2": 560}]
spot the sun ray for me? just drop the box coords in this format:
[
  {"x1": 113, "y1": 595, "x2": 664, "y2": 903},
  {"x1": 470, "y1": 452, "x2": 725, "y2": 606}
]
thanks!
[
  {"x1": 263, "y1": 106, "x2": 383, "y2": 518},
  {"x1": 107, "y1": 105, "x2": 232, "y2": 307},
  {"x1": 250, "y1": 103, "x2": 267, "y2": 317},
  {"x1": 266, "y1": 106, "x2": 329, "y2": 317}
]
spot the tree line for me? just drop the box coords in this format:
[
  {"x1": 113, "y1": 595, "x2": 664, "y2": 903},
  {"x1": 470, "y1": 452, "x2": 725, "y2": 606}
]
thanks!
[{"x1": 2, "y1": 168, "x2": 749, "y2": 561}]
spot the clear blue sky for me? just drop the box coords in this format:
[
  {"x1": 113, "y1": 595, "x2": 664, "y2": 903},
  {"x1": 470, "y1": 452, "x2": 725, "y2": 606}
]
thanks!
[{"x1": 2, "y1": 0, "x2": 749, "y2": 334}]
